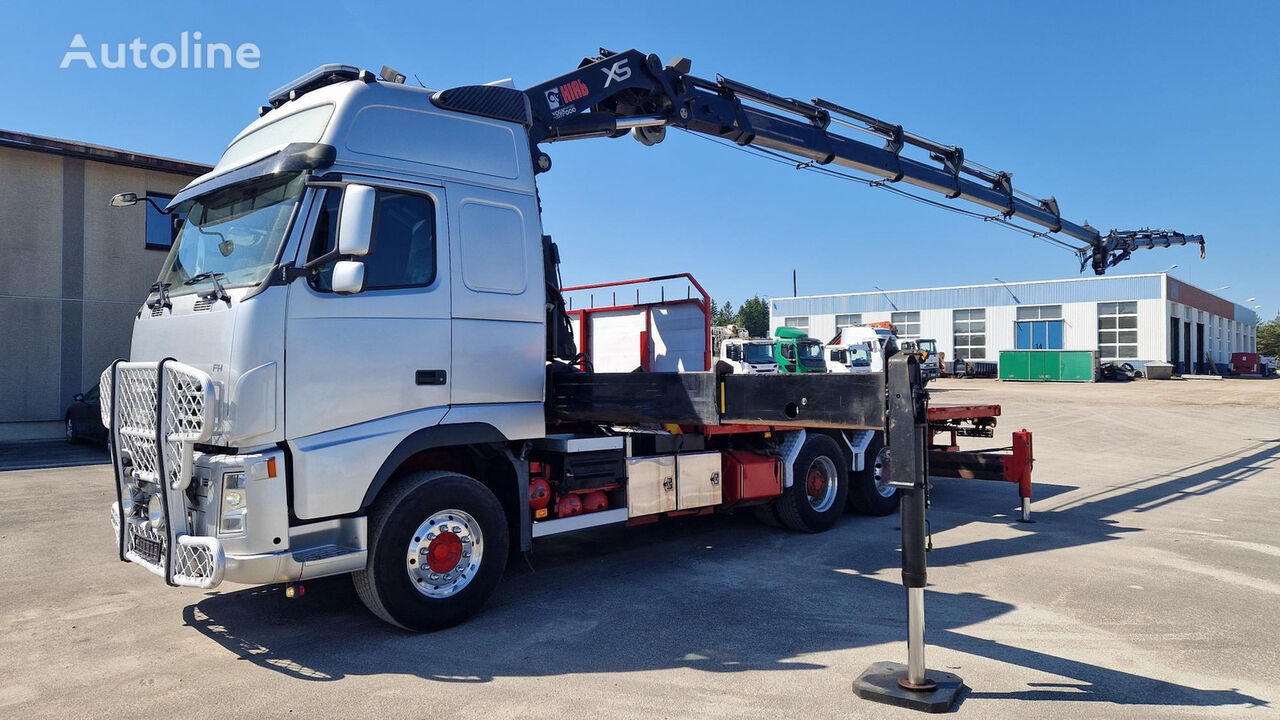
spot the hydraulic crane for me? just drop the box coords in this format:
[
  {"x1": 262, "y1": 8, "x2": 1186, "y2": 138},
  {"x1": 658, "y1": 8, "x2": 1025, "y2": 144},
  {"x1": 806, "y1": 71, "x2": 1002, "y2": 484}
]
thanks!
[{"x1": 436, "y1": 48, "x2": 1204, "y2": 275}]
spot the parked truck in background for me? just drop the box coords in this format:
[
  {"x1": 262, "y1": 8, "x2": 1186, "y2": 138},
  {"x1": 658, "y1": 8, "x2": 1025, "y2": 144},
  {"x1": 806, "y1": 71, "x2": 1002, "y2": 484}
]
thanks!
[
  {"x1": 720, "y1": 337, "x2": 779, "y2": 374},
  {"x1": 899, "y1": 338, "x2": 940, "y2": 382},
  {"x1": 826, "y1": 325, "x2": 887, "y2": 374},
  {"x1": 773, "y1": 327, "x2": 827, "y2": 374},
  {"x1": 97, "y1": 50, "x2": 1201, "y2": 631}
]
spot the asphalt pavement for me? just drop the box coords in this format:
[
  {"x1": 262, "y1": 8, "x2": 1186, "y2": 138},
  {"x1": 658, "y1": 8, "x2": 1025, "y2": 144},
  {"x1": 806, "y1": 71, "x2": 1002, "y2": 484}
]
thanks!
[{"x1": 1, "y1": 378, "x2": 1277, "y2": 719}]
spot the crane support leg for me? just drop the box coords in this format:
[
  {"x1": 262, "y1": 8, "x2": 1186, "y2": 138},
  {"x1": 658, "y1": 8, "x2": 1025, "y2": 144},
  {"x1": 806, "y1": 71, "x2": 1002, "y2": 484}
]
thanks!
[{"x1": 853, "y1": 355, "x2": 964, "y2": 712}]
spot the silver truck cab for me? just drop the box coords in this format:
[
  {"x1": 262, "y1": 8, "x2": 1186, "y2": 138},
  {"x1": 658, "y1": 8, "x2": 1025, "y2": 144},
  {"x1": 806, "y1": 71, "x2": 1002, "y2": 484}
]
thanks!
[{"x1": 104, "y1": 66, "x2": 547, "y2": 589}]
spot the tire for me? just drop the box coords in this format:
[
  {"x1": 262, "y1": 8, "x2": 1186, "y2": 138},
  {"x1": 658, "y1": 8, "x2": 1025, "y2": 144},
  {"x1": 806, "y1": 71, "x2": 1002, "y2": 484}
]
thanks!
[
  {"x1": 775, "y1": 434, "x2": 850, "y2": 533},
  {"x1": 353, "y1": 470, "x2": 509, "y2": 632},
  {"x1": 847, "y1": 433, "x2": 899, "y2": 516}
]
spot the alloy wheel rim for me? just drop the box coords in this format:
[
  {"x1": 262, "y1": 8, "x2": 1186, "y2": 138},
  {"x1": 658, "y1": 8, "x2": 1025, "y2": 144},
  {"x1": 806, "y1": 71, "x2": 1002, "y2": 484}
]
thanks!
[
  {"x1": 805, "y1": 455, "x2": 839, "y2": 512},
  {"x1": 405, "y1": 509, "x2": 484, "y2": 599}
]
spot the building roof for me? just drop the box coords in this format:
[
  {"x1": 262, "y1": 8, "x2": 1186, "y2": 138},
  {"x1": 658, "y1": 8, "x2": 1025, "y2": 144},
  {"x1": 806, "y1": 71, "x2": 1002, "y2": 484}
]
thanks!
[
  {"x1": 0, "y1": 129, "x2": 211, "y2": 176},
  {"x1": 771, "y1": 272, "x2": 1258, "y2": 326}
]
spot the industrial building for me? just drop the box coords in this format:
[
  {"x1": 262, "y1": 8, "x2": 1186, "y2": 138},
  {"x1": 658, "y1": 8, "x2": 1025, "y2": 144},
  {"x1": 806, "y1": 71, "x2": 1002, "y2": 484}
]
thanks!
[
  {"x1": 770, "y1": 273, "x2": 1258, "y2": 374},
  {"x1": 0, "y1": 130, "x2": 210, "y2": 441}
]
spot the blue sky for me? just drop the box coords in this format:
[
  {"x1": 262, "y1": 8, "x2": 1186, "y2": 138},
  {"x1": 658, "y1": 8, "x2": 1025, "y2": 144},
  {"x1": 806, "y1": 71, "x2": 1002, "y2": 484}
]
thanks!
[{"x1": 3, "y1": 1, "x2": 1276, "y2": 318}]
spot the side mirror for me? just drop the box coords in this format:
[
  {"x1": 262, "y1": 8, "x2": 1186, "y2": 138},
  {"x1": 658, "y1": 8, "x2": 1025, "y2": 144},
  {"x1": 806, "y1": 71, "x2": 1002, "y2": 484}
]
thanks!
[
  {"x1": 331, "y1": 260, "x2": 366, "y2": 294},
  {"x1": 337, "y1": 185, "x2": 376, "y2": 257},
  {"x1": 110, "y1": 192, "x2": 139, "y2": 208}
]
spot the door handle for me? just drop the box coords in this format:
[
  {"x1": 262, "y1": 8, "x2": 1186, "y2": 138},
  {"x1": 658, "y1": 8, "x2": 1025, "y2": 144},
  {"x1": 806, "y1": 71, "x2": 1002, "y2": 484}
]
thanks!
[{"x1": 415, "y1": 369, "x2": 447, "y2": 386}]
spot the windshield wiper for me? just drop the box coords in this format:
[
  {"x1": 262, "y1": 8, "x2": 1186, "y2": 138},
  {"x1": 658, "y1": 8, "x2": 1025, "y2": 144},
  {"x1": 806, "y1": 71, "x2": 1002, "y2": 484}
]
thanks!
[
  {"x1": 146, "y1": 282, "x2": 172, "y2": 311},
  {"x1": 184, "y1": 272, "x2": 231, "y2": 304}
]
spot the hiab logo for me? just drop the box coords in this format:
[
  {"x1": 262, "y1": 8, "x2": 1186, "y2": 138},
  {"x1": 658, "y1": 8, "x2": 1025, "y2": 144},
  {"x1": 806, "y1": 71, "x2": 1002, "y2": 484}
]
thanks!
[
  {"x1": 546, "y1": 79, "x2": 589, "y2": 110},
  {"x1": 560, "y1": 79, "x2": 590, "y2": 103}
]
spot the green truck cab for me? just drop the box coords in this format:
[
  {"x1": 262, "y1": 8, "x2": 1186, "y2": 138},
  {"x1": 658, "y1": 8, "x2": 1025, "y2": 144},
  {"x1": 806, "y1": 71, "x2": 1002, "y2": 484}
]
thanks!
[{"x1": 773, "y1": 326, "x2": 827, "y2": 374}]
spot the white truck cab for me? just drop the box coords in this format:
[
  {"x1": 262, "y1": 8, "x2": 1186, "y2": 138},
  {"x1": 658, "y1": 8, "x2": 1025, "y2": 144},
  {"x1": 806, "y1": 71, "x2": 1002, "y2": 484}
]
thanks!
[
  {"x1": 826, "y1": 341, "x2": 878, "y2": 374},
  {"x1": 720, "y1": 337, "x2": 778, "y2": 374},
  {"x1": 104, "y1": 67, "x2": 551, "y2": 619},
  {"x1": 827, "y1": 326, "x2": 891, "y2": 373}
]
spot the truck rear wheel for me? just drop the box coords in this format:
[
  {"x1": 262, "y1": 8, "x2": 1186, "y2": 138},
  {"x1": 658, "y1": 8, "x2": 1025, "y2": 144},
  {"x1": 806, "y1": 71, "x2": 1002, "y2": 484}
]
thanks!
[
  {"x1": 774, "y1": 434, "x2": 849, "y2": 533},
  {"x1": 847, "y1": 434, "x2": 899, "y2": 516},
  {"x1": 353, "y1": 470, "x2": 509, "y2": 631}
]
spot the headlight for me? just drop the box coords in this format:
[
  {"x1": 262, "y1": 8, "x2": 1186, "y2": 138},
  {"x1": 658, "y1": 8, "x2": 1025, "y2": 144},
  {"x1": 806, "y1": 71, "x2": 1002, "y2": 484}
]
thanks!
[
  {"x1": 220, "y1": 472, "x2": 247, "y2": 534},
  {"x1": 146, "y1": 493, "x2": 165, "y2": 530}
]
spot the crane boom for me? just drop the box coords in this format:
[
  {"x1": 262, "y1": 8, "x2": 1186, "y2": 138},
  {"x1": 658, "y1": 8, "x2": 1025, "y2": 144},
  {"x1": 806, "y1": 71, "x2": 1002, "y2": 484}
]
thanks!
[{"x1": 436, "y1": 48, "x2": 1202, "y2": 275}]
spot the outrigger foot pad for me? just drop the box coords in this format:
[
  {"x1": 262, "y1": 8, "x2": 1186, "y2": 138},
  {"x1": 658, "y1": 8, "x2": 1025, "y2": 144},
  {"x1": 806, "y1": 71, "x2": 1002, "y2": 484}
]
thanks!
[{"x1": 853, "y1": 661, "x2": 964, "y2": 713}]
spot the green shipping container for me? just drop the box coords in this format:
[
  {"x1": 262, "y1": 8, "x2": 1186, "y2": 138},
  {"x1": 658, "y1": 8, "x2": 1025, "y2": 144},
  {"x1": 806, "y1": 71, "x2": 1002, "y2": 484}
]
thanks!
[
  {"x1": 999, "y1": 351, "x2": 1029, "y2": 381},
  {"x1": 999, "y1": 350, "x2": 1096, "y2": 382}
]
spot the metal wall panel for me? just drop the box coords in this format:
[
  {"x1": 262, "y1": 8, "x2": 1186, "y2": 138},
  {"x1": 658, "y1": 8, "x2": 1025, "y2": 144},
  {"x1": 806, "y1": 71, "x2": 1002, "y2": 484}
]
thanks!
[{"x1": 770, "y1": 274, "x2": 1164, "y2": 318}]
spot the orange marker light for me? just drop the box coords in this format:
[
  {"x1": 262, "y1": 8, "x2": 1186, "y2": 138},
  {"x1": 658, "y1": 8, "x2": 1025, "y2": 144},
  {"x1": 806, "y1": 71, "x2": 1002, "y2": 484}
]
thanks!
[{"x1": 267, "y1": 457, "x2": 277, "y2": 478}]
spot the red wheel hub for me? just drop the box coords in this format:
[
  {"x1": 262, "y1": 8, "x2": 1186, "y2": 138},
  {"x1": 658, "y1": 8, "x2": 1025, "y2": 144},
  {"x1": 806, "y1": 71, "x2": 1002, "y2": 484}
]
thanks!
[
  {"x1": 424, "y1": 532, "x2": 463, "y2": 573},
  {"x1": 807, "y1": 469, "x2": 826, "y2": 498}
]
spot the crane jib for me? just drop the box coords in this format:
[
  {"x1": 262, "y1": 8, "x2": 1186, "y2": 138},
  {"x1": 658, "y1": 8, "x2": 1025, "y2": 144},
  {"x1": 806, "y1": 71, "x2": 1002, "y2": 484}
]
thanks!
[{"x1": 505, "y1": 48, "x2": 1203, "y2": 275}]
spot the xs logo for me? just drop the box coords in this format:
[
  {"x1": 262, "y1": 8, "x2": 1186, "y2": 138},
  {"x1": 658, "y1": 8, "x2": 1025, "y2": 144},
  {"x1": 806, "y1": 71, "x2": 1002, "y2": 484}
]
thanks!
[
  {"x1": 602, "y1": 58, "x2": 631, "y2": 87},
  {"x1": 544, "y1": 87, "x2": 561, "y2": 110}
]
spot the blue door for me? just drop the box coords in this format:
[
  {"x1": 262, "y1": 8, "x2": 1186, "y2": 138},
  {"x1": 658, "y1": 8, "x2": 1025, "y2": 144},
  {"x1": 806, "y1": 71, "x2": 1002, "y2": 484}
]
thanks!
[{"x1": 1016, "y1": 320, "x2": 1064, "y2": 350}]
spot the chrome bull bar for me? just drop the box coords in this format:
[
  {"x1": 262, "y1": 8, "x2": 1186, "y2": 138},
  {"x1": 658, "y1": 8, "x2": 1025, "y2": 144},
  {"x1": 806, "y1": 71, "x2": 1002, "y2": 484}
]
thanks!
[{"x1": 102, "y1": 358, "x2": 218, "y2": 587}]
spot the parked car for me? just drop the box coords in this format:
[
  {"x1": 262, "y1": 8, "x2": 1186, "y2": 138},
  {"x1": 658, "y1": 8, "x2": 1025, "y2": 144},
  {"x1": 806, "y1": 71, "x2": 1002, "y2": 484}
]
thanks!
[{"x1": 65, "y1": 384, "x2": 107, "y2": 444}]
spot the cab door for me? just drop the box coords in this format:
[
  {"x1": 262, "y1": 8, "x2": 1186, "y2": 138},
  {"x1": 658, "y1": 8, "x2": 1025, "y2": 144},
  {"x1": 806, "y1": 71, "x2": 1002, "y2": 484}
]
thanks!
[{"x1": 284, "y1": 182, "x2": 451, "y2": 439}]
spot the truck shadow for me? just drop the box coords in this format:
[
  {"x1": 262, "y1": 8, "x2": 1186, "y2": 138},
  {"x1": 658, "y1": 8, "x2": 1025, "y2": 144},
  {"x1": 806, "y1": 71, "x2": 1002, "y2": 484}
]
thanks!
[
  {"x1": 183, "y1": 506, "x2": 1266, "y2": 709},
  {"x1": 923, "y1": 438, "x2": 1280, "y2": 569}
]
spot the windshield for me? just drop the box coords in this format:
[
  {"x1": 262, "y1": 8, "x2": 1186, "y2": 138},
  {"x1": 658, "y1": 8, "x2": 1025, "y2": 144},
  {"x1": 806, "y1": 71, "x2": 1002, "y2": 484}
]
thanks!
[
  {"x1": 849, "y1": 345, "x2": 872, "y2": 366},
  {"x1": 743, "y1": 343, "x2": 775, "y2": 364},
  {"x1": 919, "y1": 340, "x2": 937, "y2": 354},
  {"x1": 156, "y1": 173, "x2": 306, "y2": 293},
  {"x1": 799, "y1": 340, "x2": 824, "y2": 359}
]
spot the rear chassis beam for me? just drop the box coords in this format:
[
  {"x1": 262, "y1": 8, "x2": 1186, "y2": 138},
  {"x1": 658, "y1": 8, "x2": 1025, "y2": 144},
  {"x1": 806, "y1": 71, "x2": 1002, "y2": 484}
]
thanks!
[{"x1": 926, "y1": 404, "x2": 1034, "y2": 522}]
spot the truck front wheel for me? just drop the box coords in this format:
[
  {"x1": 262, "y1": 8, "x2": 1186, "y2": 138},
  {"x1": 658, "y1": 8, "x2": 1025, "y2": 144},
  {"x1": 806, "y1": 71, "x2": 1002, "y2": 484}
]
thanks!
[
  {"x1": 354, "y1": 470, "x2": 509, "y2": 631},
  {"x1": 774, "y1": 434, "x2": 849, "y2": 532}
]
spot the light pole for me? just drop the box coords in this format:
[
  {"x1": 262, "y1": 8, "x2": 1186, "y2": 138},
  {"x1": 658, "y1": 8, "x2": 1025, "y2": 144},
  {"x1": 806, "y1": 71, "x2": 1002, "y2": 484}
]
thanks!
[
  {"x1": 993, "y1": 277, "x2": 1020, "y2": 303},
  {"x1": 873, "y1": 285, "x2": 899, "y2": 311}
]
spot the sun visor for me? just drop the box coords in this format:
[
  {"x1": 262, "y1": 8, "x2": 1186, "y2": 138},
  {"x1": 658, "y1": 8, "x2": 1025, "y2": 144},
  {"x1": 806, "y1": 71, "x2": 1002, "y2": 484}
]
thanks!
[{"x1": 166, "y1": 143, "x2": 336, "y2": 211}]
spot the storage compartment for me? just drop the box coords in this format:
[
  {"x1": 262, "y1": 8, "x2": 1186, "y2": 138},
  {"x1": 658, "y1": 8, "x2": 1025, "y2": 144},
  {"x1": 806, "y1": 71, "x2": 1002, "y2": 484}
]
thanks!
[
  {"x1": 540, "y1": 449, "x2": 625, "y2": 493},
  {"x1": 721, "y1": 450, "x2": 781, "y2": 505},
  {"x1": 676, "y1": 451, "x2": 722, "y2": 510},
  {"x1": 626, "y1": 455, "x2": 676, "y2": 517}
]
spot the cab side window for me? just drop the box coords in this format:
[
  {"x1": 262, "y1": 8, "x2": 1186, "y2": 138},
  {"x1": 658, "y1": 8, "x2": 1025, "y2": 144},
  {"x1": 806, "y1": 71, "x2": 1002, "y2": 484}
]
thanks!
[{"x1": 308, "y1": 188, "x2": 436, "y2": 292}]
